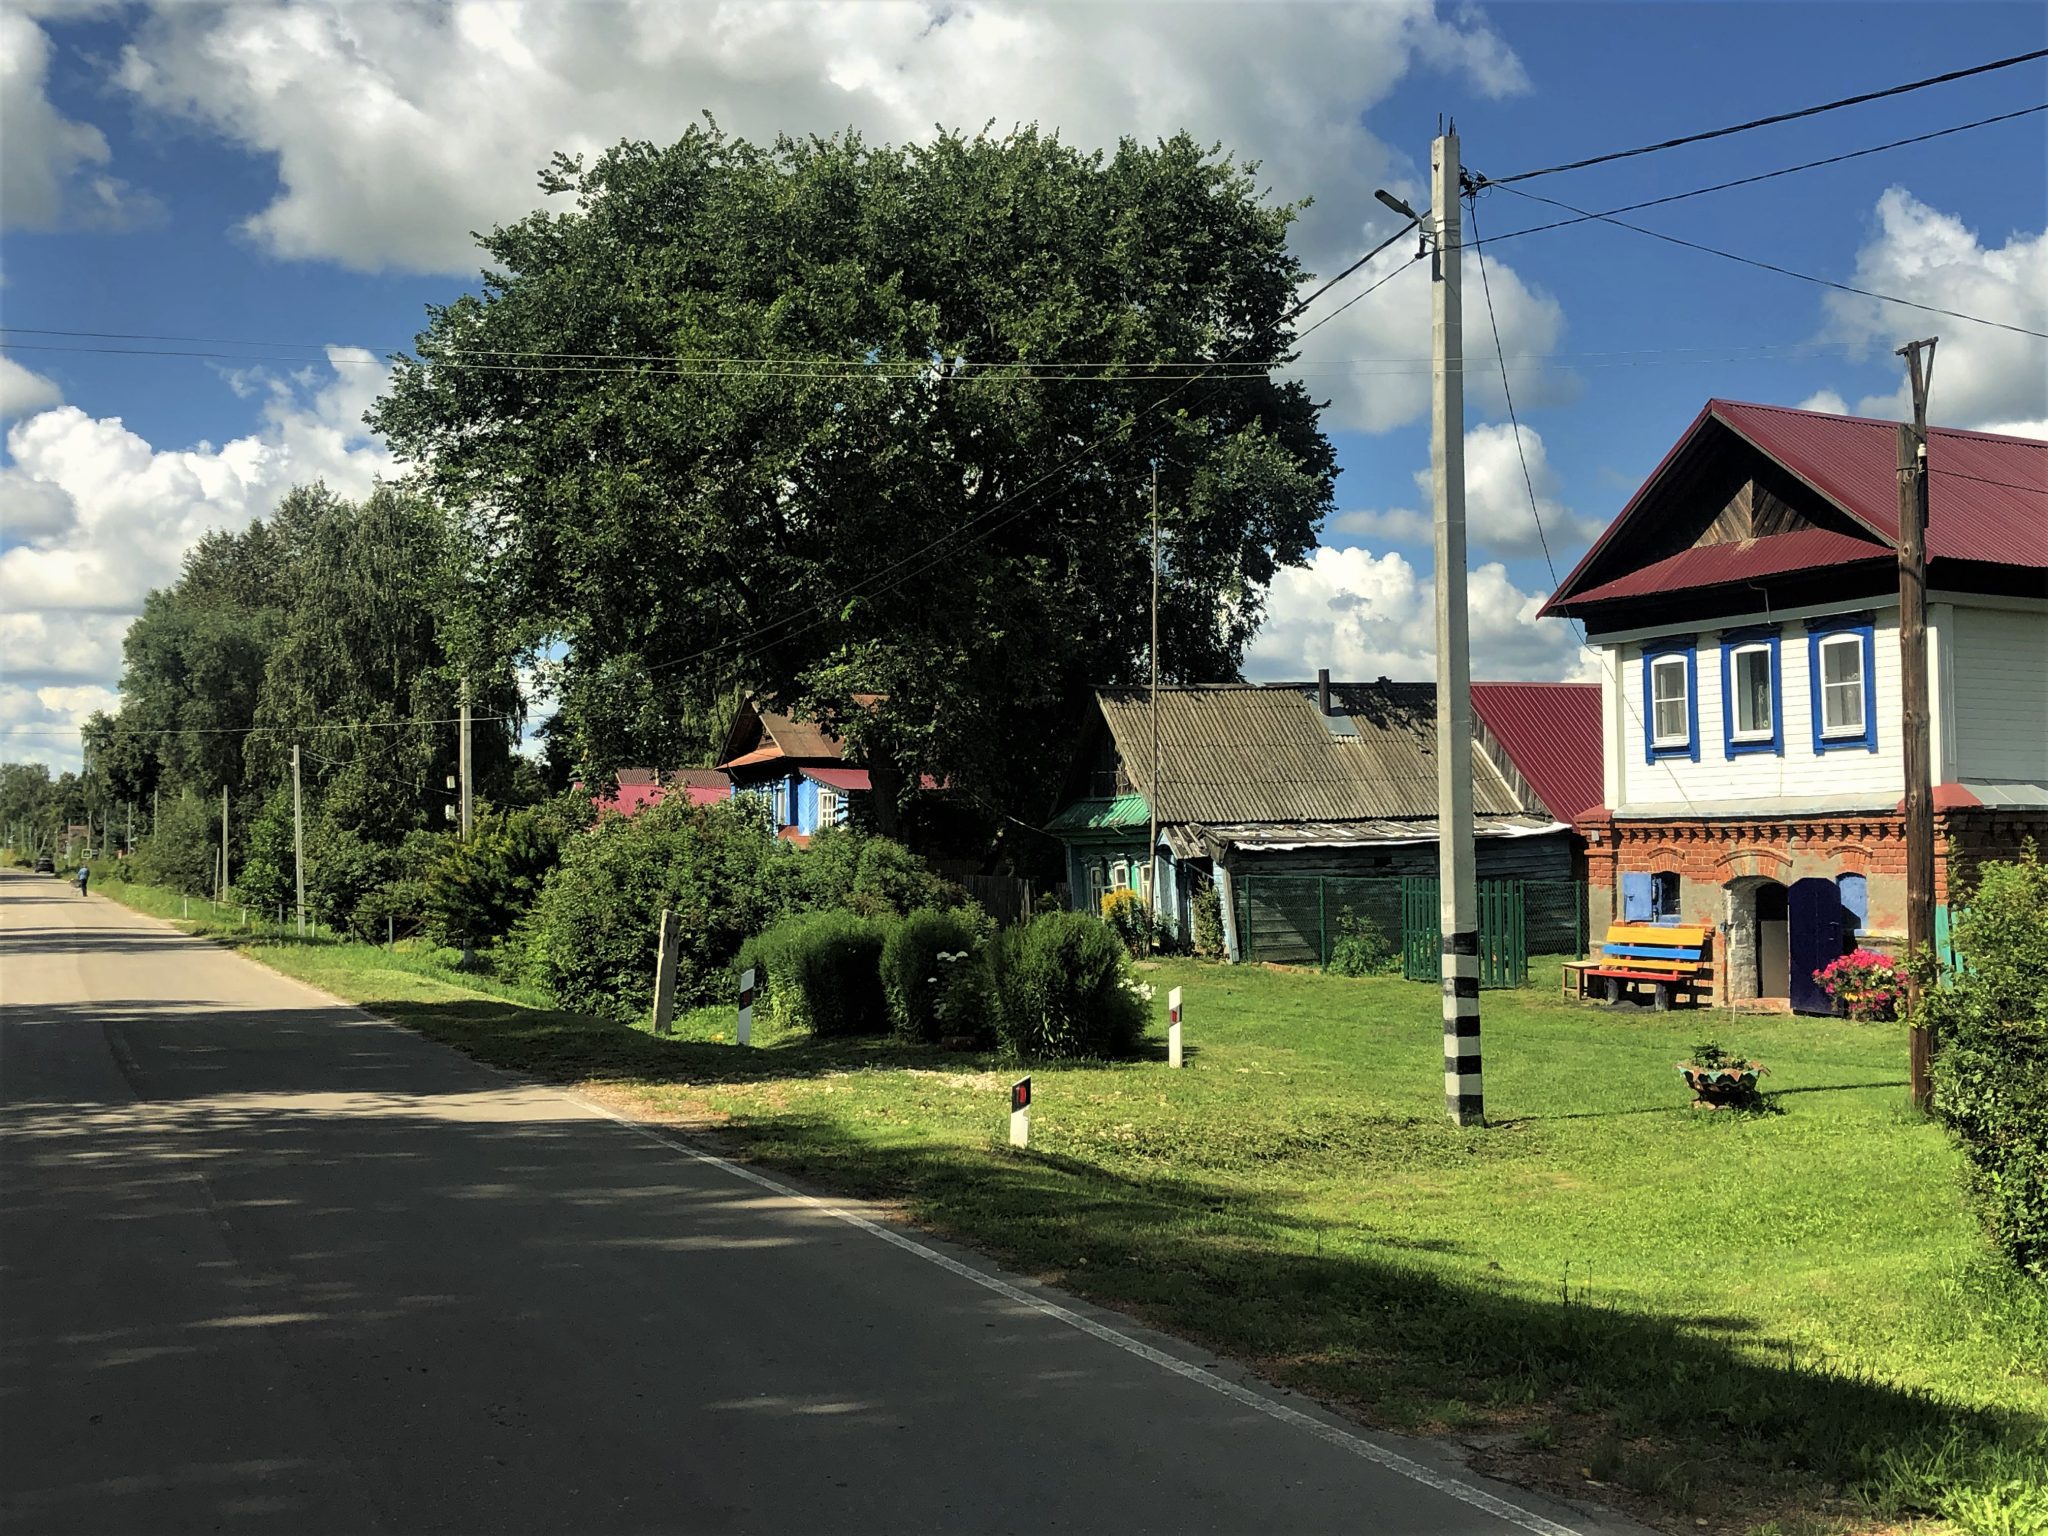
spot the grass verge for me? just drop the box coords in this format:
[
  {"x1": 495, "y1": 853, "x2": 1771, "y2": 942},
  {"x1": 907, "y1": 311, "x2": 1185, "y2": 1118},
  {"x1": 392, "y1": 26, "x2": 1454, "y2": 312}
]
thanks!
[{"x1": 84, "y1": 870, "x2": 2048, "y2": 1535}]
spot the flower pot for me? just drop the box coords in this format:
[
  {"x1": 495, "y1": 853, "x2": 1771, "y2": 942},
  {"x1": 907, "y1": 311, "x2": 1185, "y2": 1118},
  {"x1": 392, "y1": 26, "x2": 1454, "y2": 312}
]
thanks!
[{"x1": 1677, "y1": 1061, "x2": 1766, "y2": 1110}]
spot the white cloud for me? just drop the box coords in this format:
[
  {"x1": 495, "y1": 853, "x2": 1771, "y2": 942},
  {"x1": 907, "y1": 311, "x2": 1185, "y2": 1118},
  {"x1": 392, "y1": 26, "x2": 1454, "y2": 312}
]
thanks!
[
  {"x1": 0, "y1": 11, "x2": 156, "y2": 230},
  {"x1": 1796, "y1": 389, "x2": 1848, "y2": 416},
  {"x1": 0, "y1": 349, "x2": 395, "y2": 767},
  {"x1": 1326, "y1": 421, "x2": 1601, "y2": 561},
  {"x1": 1241, "y1": 544, "x2": 1589, "y2": 685},
  {"x1": 1816, "y1": 188, "x2": 2048, "y2": 433},
  {"x1": 0, "y1": 356, "x2": 63, "y2": 420},
  {"x1": 118, "y1": 1, "x2": 1524, "y2": 274},
  {"x1": 0, "y1": 680, "x2": 119, "y2": 773}
]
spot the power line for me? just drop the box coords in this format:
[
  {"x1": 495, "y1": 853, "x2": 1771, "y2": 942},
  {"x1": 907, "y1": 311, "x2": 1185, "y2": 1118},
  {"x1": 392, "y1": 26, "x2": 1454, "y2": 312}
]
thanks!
[
  {"x1": 1466, "y1": 198, "x2": 1558, "y2": 587},
  {"x1": 1930, "y1": 468, "x2": 2048, "y2": 494},
  {"x1": 1485, "y1": 180, "x2": 2048, "y2": 340},
  {"x1": 1471, "y1": 103, "x2": 2048, "y2": 248},
  {"x1": 8, "y1": 714, "x2": 515, "y2": 740},
  {"x1": 1489, "y1": 47, "x2": 2048, "y2": 184}
]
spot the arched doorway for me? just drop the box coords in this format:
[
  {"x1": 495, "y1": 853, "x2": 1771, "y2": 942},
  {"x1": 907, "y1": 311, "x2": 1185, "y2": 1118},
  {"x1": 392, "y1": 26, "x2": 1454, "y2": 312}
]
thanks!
[{"x1": 1725, "y1": 877, "x2": 1790, "y2": 1003}]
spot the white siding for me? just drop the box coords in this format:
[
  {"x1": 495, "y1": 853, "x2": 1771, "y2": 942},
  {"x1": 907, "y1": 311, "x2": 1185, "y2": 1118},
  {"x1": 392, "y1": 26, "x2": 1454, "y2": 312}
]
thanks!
[
  {"x1": 1607, "y1": 607, "x2": 1905, "y2": 813},
  {"x1": 1949, "y1": 604, "x2": 2048, "y2": 781}
]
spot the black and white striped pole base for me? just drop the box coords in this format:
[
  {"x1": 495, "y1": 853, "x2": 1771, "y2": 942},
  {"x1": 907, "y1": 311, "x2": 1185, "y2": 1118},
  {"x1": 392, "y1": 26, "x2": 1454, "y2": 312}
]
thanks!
[{"x1": 1442, "y1": 930, "x2": 1483, "y2": 1126}]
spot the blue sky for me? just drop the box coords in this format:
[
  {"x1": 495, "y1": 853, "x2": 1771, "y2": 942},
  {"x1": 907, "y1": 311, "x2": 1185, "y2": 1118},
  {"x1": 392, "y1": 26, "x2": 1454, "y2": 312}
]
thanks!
[{"x1": 4, "y1": 1, "x2": 2044, "y2": 767}]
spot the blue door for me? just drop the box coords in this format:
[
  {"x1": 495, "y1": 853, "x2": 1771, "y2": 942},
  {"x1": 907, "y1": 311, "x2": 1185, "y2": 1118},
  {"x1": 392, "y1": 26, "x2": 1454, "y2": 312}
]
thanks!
[{"x1": 1788, "y1": 878, "x2": 1842, "y2": 1014}]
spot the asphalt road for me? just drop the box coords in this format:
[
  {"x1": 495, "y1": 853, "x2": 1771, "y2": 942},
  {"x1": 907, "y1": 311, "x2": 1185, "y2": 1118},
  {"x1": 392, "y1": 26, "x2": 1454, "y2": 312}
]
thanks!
[{"x1": 0, "y1": 870, "x2": 1630, "y2": 1535}]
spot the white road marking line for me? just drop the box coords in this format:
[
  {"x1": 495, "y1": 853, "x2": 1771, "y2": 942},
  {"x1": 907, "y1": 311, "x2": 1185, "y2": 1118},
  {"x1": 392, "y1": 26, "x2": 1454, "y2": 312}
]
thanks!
[{"x1": 572, "y1": 1092, "x2": 1586, "y2": 1536}]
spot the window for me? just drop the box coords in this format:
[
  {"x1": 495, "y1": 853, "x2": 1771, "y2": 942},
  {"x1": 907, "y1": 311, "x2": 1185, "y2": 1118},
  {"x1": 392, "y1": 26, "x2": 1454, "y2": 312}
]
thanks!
[
  {"x1": 1731, "y1": 646, "x2": 1772, "y2": 738},
  {"x1": 1719, "y1": 629, "x2": 1783, "y2": 758},
  {"x1": 818, "y1": 788, "x2": 840, "y2": 827},
  {"x1": 1651, "y1": 657, "x2": 1689, "y2": 745},
  {"x1": 1087, "y1": 863, "x2": 1105, "y2": 911},
  {"x1": 1807, "y1": 618, "x2": 1877, "y2": 753},
  {"x1": 1641, "y1": 641, "x2": 1699, "y2": 762},
  {"x1": 1110, "y1": 860, "x2": 1130, "y2": 891},
  {"x1": 1818, "y1": 634, "x2": 1864, "y2": 735},
  {"x1": 1651, "y1": 871, "x2": 1682, "y2": 924}
]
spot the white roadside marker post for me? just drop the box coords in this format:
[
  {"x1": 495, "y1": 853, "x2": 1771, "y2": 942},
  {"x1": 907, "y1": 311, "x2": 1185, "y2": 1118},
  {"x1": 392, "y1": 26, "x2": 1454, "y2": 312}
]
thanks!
[
  {"x1": 736, "y1": 966, "x2": 756, "y2": 1047},
  {"x1": 1168, "y1": 986, "x2": 1183, "y2": 1069},
  {"x1": 1009, "y1": 1076, "x2": 1031, "y2": 1148}
]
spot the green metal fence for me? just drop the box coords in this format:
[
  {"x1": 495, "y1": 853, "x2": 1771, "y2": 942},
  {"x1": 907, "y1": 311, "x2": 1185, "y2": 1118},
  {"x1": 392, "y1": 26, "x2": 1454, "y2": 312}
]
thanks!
[{"x1": 1232, "y1": 873, "x2": 1584, "y2": 985}]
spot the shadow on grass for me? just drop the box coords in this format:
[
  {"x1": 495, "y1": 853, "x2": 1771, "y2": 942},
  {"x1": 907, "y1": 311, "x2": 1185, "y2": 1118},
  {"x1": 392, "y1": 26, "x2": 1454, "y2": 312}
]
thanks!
[{"x1": 705, "y1": 1106, "x2": 2045, "y2": 1521}]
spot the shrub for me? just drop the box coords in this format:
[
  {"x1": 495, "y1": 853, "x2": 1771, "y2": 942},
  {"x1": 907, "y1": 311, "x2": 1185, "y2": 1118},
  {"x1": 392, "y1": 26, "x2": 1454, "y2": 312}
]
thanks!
[
  {"x1": 741, "y1": 908, "x2": 891, "y2": 1037},
  {"x1": 1814, "y1": 948, "x2": 1905, "y2": 1021},
  {"x1": 1926, "y1": 848, "x2": 2048, "y2": 1278},
  {"x1": 423, "y1": 809, "x2": 561, "y2": 951},
  {"x1": 1191, "y1": 884, "x2": 1225, "y2": 957},
  {"x1": 132, "y1": 791, "x2": 222, "y2": 895},
  {"x1": 1099, "y1": 887, "x2": 1153, "y2": 954},
  {"x1": 994, "y1": 911, "x2": 1146, "y2": 1060},
  {"x1": 882, "y1": 907, "x2": 995, "y2": 1043},
  {"x1": 801, "y1": 826, "x2": 953, "y2": 917},
  {"x1": 521, "y1": 798, "x2": 796, "y2": 1021},
  {"x1": 1328, "y1": 909, "x2": 1396, "y2": 976}
]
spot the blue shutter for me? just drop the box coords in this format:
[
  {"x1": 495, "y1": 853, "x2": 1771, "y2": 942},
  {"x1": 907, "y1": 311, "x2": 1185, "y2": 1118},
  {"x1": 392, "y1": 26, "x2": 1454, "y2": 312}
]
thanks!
[{"x1": 1622, "y1": 872, "x2": 1652, "y2": 922}]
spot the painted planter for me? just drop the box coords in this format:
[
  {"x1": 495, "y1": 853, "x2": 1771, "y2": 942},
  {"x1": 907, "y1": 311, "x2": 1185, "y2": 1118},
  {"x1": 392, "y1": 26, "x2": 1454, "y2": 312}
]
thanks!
[{"x1": 1677, "y1": 1060, "x2": 1767, "y2": 1110}]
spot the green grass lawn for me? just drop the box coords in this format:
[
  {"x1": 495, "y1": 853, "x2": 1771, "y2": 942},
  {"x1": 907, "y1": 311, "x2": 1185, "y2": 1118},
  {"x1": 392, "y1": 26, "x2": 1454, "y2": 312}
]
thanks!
[{"x1": 81, "y1": 870, "x2": 2048, "y2": 1535}]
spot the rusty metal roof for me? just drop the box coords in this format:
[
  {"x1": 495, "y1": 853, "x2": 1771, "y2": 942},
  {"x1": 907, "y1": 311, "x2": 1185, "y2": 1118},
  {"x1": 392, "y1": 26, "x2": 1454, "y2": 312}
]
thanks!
[
  {"x1": 1469, "y1": 682, "x2": 1604, "y2": 822},
  {"x1": 1546, "y1": 400, "x2": 2046, "y2": 616},
  {"x1": 1094, "y1": 683, "x2": 1526, "y2": 826}
]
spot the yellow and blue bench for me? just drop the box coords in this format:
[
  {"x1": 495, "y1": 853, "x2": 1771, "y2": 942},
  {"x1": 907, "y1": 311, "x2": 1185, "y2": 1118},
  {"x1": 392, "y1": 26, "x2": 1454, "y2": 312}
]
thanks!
[{"x1": 1568, "y1": 924, "x2": 1714, "y2": 1011}]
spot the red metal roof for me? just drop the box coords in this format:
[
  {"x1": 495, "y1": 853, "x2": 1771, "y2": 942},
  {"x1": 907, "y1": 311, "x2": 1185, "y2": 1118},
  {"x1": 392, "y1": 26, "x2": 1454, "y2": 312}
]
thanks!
[
  {"x1": 1545, "y1": 400, "x2": 2046, "y2": 615},
  {"x1": 1470, "y1": 682, "x2": 1604, "y2": 822},
  {"x1": 1563, "y1": 526, "x2": 1890, "y2": 606},
  {"x1": 800, "y1": 767, "x2": 872, "y2": 792}
]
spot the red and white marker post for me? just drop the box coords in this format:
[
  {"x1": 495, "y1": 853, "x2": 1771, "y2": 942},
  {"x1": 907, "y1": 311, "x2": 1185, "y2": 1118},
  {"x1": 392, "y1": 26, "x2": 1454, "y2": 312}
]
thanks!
[
  {"x1": 1167, "y1": 986, "x2": 1183, "y2": 1069},
  {"x1": 1009, "y1": 1076, "x2": 1031, "y2": 1147},
  {"x1": 736, "y1": 966, "x2": 756, "y2": 1047}
]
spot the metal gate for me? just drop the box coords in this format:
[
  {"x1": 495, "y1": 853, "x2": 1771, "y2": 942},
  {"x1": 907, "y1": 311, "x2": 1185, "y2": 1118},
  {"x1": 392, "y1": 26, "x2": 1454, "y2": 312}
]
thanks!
[{"x1": 1400, "y1": 877, "x2": 1529, "y2": 988}]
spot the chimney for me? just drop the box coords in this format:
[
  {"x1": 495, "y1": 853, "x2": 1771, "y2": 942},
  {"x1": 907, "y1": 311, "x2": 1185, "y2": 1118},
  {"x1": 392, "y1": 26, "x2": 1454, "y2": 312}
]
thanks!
[{"x1": 1317, "y1": 668, "x2": 1331, "y2": 716}]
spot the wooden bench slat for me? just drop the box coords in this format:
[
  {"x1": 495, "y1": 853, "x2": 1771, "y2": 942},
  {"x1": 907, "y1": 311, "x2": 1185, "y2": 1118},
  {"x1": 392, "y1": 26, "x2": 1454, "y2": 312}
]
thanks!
[{"x1": 1604, "y1": 943, "x2": 1707, "y2": 961}]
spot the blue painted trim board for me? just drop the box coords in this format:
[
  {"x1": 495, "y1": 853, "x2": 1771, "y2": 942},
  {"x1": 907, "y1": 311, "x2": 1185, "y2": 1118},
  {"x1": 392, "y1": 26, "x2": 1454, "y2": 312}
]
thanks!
[
  {"x1": 1807, "y1": 614, "x2": 1878, "y2": 754},
  {"x1": 1641, "y1": 639, "x2": 1700, "y2": 764}
]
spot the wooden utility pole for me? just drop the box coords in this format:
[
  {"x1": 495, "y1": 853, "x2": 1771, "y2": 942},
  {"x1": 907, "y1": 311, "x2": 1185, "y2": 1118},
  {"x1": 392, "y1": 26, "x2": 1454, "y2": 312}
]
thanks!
[
  {"x1": 292, "y1": 743, "x2": 308, "y2": 937},
  {"x1": 1430, "y1": 128, "x2": 1483, "y2": 1128},
  {"x1": 458, "y1": 678, "x2": 475, "y2": 841},
  {"x1": 1896, "y1": 336, "x2": 1938, "y2": 1111},
  {"x1": 1149, "y1": 462, "x2": 1161, "y2": 944}
]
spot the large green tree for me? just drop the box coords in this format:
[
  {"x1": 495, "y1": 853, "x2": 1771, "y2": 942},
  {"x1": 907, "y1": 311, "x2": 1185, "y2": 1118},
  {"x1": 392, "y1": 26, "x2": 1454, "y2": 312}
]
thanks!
[{"x1": 371, "y1": 123, "x2": 1335, "y2": 823}]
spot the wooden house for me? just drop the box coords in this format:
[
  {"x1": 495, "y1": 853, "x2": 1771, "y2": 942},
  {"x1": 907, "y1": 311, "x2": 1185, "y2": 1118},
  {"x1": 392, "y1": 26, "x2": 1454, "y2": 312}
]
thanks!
[
  {"x1": 715, "y1": 697, "x2": 872, "y2": 843},
  {"x1": 1542, "y1": 399, "x2": 2046, "y2": 1012}
]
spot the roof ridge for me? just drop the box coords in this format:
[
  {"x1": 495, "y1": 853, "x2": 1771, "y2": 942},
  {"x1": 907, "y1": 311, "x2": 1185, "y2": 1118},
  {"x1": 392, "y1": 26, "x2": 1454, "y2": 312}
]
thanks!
[{"x1": 1714, "y1": 396, "x2": 2048, "y2": 448}]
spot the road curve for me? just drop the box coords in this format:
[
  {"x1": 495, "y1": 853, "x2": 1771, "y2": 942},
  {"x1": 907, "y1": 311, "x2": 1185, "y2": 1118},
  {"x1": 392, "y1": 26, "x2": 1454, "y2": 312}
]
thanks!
[{"x1": 0, "y1": 869, "x2": 1630, "y2": 1535}]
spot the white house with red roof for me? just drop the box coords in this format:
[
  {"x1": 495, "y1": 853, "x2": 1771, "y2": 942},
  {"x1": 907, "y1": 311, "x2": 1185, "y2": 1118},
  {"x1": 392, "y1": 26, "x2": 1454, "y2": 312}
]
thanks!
[{"x1": 1543, "y1": 399, "x2": 2046, "y2": 1012}]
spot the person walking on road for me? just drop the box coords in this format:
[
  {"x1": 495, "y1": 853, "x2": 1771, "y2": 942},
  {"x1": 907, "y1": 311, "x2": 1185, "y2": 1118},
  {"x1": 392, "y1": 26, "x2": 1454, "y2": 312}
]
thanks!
[{"x1": 75, "y1": 864, "x2": 89, "y2": 897}]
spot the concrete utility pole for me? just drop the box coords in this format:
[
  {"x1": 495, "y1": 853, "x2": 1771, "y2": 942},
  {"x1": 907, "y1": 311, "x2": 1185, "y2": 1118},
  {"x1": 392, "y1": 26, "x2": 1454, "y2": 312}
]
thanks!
[
  {"x1": 1429, "y1": 128, "x2": 1483, "y2": 1128},
  {"x1": 220, "y1": 786, "x2": 230, "y2": 900},
  {"x1": 292, "y1": 743, "x2": 308, "y2": 937},
  {"x1": 1896, "y1": 336, "x2": 1938, "y2": 1111},
  {"x1": 458, "y1": 678, "x2": 474, "y2": 841},
  {"x1": 1149, "y1": 461, "x2": 1161, "y2": 943}
]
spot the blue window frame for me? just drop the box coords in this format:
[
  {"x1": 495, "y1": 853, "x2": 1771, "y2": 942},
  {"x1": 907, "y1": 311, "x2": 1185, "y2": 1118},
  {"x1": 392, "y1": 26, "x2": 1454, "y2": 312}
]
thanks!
[
  {"x1": 1719, "y1": 626, "x2": 1783, "y2": 758},
  {"x1": 1641, "y1": 638, "x2": 1699, "y2": 763},
  {"x1": 1807, "y1": 614, "x2": 1877, "y2": 753}
]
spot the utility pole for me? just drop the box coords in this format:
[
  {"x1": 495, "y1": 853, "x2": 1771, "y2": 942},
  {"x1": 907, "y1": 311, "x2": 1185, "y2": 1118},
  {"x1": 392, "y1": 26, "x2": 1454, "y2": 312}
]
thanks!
[
  {"x1": 458, "y1": 678, "x2": 474, "y2": 841},
  {"x1": 1429, "y1": 127, "x2": 1483, "y2": 1128},
  {"x1": 1149, "y1": 462, "x2": 1161, "y2": 945},
  {"x1": 126, "y1": 801, "x2": 132, "y2": 857},
  {"x1": 292, "y1": 743, "x2": 308, "y2": 937},
  {"x1": 220, "y1": 786, "x2": 230, "y2": 900},
  {"x1": 1896, "y1": 336, "x2": 1937, "y2": 1111}
]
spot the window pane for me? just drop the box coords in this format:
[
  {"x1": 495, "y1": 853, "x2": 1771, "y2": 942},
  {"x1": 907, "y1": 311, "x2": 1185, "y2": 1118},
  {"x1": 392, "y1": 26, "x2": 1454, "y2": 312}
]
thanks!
[
  {"x1": 1734, "y1": 647, "x2": 1771, "y2": 735},
  {"x1": 1821, "y1": 637, "x2": 1864, "y2": 733},
  {"x1": 1650, "y1": 656, "x2": 1688, "y2": 743}
]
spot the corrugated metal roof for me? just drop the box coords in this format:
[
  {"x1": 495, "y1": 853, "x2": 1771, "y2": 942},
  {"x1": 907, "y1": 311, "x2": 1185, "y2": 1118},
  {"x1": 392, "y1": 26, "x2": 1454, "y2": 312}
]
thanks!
[
  {"x1": 1715, "y1": 400, "x2": 2046, "y2": 564},
  {"x1": 1546, "y1": 400, "x2": 2046, "y2": 616},
  {"x1": 1047, "y1": 792, "x2": 1152, "y2": 835},
  {"x1": 800, "y1": 767, "x2": 872, "y2": 792},
  {"x1": 756, "y1": 708, "x2": 843, "y2": 761},
  {"x1": 1562, "y1": 527, "x2": 1889, "y2": 605},
  {"x1": 1094, "y1": 683, "x2": 1524, "y2": 826},
  {"x1": 1203, "y1": 814, "x2": 1562, "y2": 852},
  {"x1": 1469, "y1": 682, "x2": 1605, "y2": 822}
]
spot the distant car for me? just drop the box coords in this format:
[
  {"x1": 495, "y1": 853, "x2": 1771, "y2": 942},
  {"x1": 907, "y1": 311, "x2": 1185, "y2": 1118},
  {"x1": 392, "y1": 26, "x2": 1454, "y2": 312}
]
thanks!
[{"x1": 34, "y1": 854, "x2": 55, "y2": 874}]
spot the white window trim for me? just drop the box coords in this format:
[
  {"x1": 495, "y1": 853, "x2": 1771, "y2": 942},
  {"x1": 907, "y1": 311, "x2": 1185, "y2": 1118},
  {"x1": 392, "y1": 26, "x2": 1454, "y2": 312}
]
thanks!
[
  {"x1": 1817, "y1": 632, "x2": 1866, "y2": 737},
  {"x1": 1649, "y1": 655, "x2": 1690, "y2": 748},
  {"x1": 1729, "y1": 642, "x2": 1774, "y2": 741}
]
